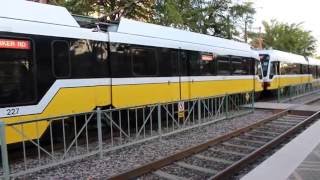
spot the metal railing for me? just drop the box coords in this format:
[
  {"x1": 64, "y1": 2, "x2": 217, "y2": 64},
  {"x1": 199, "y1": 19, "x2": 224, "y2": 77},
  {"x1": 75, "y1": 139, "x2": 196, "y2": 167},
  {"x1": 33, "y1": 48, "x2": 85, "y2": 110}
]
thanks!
[
  {"x1": 277, "y1": 83, "x2": 320, "y2": 103},
  {"x1": 0, "y1": 91, "x2": 254, "y2": 179}
]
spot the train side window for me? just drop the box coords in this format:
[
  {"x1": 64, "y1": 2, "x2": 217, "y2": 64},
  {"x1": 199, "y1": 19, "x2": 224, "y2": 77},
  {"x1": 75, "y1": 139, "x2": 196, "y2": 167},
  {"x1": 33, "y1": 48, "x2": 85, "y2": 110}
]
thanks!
[
  {"x1": 52, "y1": 41, "x2": 71, "y2": 78},
  {"x1": 217, "y1": 56, "x2": 230, "y2": 75},
  {"x1": 200, "y1": 52, "x2": 216, "y2": 76},
  {"x1": 301, "y1": 64, "x2": 309, "y2": 74},
  {"x1": 280, "y1": 62, "x2": 288, "y2": 75},
  {"x1": 131, "y1": 48, "x2": 157, "y2": 76},
  {"x1": 179, "y1": 51, "x2": 188, "y2": 76},
  {"x1": 231, "y1": 57, "x2": 250, "y2": 75},
  {"x1": 270, "y1": 62, "x2": 278, "y2": 77},
  {"x1": 189, "y1": 51, "x2": 200, "y2": 76},
  {"x1": 158, "y1": 48, "x2": 179, "y2": 76},
  {"x1": 255, "y1": 60, "x2": 263, "y2": 77},
  {"x1": 310, "y1": 65, "x2": 317, "y2": 78},
  {"x1": 0, "y1": 38, "x2": 36, "y2": 107}
]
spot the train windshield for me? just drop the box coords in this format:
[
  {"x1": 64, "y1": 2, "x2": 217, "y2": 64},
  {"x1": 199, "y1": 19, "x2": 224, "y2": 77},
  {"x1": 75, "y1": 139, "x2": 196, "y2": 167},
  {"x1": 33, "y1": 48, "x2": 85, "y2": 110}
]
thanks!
[
  {"x1": 259, "y1": 54, "x2": 270, "y2": 77},
  {"x1": 0, "y1": 39, "x2": 35, "y2": 107}
]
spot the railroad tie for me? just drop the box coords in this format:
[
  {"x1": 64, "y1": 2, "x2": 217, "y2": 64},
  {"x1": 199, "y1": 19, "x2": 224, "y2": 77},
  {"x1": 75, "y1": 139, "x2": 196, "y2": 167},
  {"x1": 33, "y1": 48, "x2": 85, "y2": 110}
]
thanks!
[
  {"x1": 194, "y1": 154, "x2": 233, "y2": 165},
  {"x1": 270, "y1": 121, "x2": 297, "y2": 126},
  {"x1": 265, "y1": 123, "x2": 292, "y2": 129},
  {"x1": 233, "y1": 137, "x2": 266, "y2": 145},
  {"x1": 251, "y1": 129, "x2": 281, "y2": 136},
  {"x1": 153, "y1": 170, "x2": 188, "y2": 180},
  {"x1": 175, "y1": 162, "x2": 218, "y2": 175},
  {"x1": 209, "y1": 148, "x2": 248, "y2": 157},
  {"x1": 222, "y1": 142, "x2": 256, "y2": 151},
  {"x1": 244, "y1": 133, "x2": 273, "y2": 140}
]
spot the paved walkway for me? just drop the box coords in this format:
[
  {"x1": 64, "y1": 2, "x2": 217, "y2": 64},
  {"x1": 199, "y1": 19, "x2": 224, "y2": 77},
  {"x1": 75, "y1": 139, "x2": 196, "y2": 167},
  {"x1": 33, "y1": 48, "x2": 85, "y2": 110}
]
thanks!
[
  {"x1": 245, "y1": 102, "x2": 320, "y2": 112},
  {"x1": 288, "y1": 144, "x2": 320, "y2": 180}
]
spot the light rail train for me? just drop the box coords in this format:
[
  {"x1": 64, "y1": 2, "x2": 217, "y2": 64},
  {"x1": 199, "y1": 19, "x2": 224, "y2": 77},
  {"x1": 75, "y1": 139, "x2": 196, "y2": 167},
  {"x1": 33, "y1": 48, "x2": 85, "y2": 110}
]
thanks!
[
  {"x1": 1, "y1": 1, "x2": 263, "y2": 144},
  {"x1": 259, "y1": 50, "x2": 320, "y2": 91}
]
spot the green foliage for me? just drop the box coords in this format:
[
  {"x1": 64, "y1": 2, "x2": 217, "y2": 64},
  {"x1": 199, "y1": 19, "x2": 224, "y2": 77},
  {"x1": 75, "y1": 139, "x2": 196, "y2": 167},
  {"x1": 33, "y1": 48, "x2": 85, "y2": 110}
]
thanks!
[
  {"x1": 262, "y1": 20, "x2": 317, "y2": 56},
  {"x1": 51, "y1": 0, "x2": 256, "y2": 39},
  {"x1": 153, "y1": 0, "x2": 256, "y2": 39},
  {"x1": 50, "y1": 0, "x2": 155, "y2": 21}
]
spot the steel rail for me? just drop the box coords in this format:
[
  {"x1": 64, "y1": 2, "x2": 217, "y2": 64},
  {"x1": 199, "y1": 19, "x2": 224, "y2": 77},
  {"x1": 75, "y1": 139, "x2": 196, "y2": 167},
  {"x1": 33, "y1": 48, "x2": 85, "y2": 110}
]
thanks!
[
  {"x1": 108, "y1": 110, "x2": 289, "y2": 180},
  {"x1": 211, "y1": 110, "x2": 320, "y2": 180}
]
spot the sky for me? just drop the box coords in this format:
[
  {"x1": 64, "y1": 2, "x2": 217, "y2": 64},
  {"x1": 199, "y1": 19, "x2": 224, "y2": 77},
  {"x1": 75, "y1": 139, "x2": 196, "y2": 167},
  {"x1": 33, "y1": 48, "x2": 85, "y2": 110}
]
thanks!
[{"x1": 251, "y1": 0, "x2": 320, "y2": 55}]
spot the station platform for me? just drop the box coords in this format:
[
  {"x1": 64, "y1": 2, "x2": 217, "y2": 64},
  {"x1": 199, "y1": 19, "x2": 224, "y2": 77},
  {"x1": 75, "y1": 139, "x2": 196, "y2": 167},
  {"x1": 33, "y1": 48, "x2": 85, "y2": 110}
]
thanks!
[
  {"x1": 241, "y1": 117, "x2": 320, "y2": 180},
  {"x1": 244, "y1": 102, "x2": 320, "y2": 112}
]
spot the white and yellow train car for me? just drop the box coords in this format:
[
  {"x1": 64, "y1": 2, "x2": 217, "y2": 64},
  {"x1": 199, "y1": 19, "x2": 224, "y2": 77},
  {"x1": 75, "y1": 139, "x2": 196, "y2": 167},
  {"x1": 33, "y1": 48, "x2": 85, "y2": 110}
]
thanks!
[
  {"x1": 0, "y1": 1, "x2": 263, "y2": 144},
  {"x1": 259, "y1": 50, "x2": 310, "y2": 91},
  {"x1": 308, "y1": 57, "x2": 320, "y2": 87}
]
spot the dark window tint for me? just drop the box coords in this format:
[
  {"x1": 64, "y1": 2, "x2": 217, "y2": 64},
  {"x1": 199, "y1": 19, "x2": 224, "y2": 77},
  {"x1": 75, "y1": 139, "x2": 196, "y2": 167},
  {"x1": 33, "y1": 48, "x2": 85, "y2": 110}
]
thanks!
[
  {"x1": 255, "y1": 60, "x2": 262, "y2": 76},
  {"x1": 0, "y1": 43, "x2": 36, "y2": 107},
  {"x1": 180, "y1": 51, "x2": 188, "y2": 76},
  {"x1": 310, "y1": 65, "x2": 317, "y2": 78},
  {"x1": 158, "y1": 48, "x2": 179, "y2": 76},
  {"x1": 189, "y1": 51, "x2": 200, "y2": 75},
  {"x1": 231, "y1": 57, "x2": 251, "y2": 75},
  {"x1": 301, "y1": 64, "x2": 309, "y2": 74},
  {"x1": 52, "y1": 41, "x2": 70, "y2": 78},
  {"x1": 217, "y1": 56, "x2": 230, "y2": 75},
  {"x1": 199, "y1": 53, "x2": 216, "y2": 76},
  {"x1": 92, "y1": 42, "x2": 109, "y2": 77},
  {"x1": 259, "y1": 54, "x2": 270, "y2": 77},
  {"x1": 110, "y1": 44, "x2": 131, "y2": 78},
  {"x1": 132, "y1": 48, "x2": 157, "y2": 76},
  {"x1": 280, "y1": 63, "x2": 303, "y2": 75},
  {"x1": 270, "y1": 61, "x2": 278, "y2": 76}
]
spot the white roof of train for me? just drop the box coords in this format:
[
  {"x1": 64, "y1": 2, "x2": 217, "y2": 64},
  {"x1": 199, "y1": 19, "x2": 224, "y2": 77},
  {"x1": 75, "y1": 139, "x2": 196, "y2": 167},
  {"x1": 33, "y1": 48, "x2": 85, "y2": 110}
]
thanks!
[
  {"x1": 308, "y1": 57, "x2": 320, "y2": 66},
  {"x1": 110, "y1": 18, "x2": 259, "y2": 59},
  {"x1": 0, "y1": 0, "x2": 79, "y2": 27},
  {"x1": 258, "y1": 50, "x2": 308, "y2": 65},
  {"x1": 0, "y1": 0, "x2": 106, "y2": 41},
  {"x1": 0, "y1": 1, "x2": 258, "y2": 59}
]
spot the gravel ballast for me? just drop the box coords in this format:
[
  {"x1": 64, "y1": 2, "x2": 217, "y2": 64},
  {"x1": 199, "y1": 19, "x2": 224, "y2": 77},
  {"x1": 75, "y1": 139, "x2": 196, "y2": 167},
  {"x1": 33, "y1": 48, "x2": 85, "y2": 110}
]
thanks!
[{"x1": 16, "y1": 110, "x2": 273, "y2": 179}]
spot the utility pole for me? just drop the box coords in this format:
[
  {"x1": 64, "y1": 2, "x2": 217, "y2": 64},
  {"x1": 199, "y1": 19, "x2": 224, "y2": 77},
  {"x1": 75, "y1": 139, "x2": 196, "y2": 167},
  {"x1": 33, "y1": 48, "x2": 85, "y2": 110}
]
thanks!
[
  {"x1": 244, "y1": 19, "x2": 248, "y2": 43},
  {"x1": 258, "y1": 26, "x2": 263, "y2": 49},
  {"x1": 227, "y1": 15, "x2": 232, "y2": 39}
]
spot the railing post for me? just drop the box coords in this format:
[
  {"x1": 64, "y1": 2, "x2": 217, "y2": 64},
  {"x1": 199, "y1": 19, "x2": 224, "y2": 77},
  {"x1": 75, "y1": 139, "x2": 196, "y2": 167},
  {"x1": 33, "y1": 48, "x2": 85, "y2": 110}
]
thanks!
[
  {"x1": 198, "y1": 99, "x2": 201, "y2": 124},
  {"x1": 277, "y1": 88, "x2": 280, "y2": 103},
  {"x1": 225, "y1": 94, "x2": 229, "y2": 119},
  {"x1": 251, "y1": 91, "x2": 255, "y2": 113},
  {"x1": 96, "y1": 108, "x2": 103, "y2": 159},
  {"x1": 0, "y1": 121, "x2": 10, "y2": 180},
  {"x1": 157, "y1": 104, "x2": 162, "y2": 140}
]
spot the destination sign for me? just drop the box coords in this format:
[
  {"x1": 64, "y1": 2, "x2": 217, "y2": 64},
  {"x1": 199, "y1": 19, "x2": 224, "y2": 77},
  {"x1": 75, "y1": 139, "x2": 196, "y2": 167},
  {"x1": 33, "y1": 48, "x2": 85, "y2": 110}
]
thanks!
[{"x1": 0, "y1": 39, "x2": 31, "y2": 50}]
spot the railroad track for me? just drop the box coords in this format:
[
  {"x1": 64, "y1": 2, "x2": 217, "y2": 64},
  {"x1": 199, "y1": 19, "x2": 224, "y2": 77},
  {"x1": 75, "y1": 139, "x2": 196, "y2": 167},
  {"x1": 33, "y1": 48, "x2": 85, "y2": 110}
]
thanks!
[{"x1": 110, "y1": 110, "x2": 320, "y2": 180}]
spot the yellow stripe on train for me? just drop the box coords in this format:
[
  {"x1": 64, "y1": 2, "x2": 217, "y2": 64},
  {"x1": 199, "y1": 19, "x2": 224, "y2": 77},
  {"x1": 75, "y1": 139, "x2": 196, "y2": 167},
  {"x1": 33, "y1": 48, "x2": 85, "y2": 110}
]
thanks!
[{"x1": 3, "y1": 78, "x2": 262, "y2": 144}]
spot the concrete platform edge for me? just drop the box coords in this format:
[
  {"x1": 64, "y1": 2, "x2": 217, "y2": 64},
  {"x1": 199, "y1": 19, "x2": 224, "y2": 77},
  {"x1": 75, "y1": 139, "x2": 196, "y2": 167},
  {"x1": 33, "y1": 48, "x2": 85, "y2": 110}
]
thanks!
[{"x1": 241, "y1": 119, "x2": 320, "y2": 180}]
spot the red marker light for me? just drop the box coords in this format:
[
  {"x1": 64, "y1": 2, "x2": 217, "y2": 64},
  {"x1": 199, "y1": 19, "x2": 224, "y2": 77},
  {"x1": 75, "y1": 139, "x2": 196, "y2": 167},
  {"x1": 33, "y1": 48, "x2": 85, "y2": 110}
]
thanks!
[{"x1": 0, "y1": 39, "x2": 31, "y2": 50}]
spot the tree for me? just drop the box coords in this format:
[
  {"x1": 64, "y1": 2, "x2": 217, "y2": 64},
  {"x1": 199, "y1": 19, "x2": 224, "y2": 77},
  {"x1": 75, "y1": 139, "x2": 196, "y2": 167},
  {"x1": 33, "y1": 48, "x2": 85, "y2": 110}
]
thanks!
[
  {"x1": 153, "y1": 0, "x2": 256, "y2": 39},
  {"x1": 49, "y1": 0, "x2": 155, "y2": 21},
  {"x1": 261, "y1": 20, "x2": 317, "y2": 56},
  {"x1": 52, "y1": 0, "x2": 256, "y2": 40}
]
